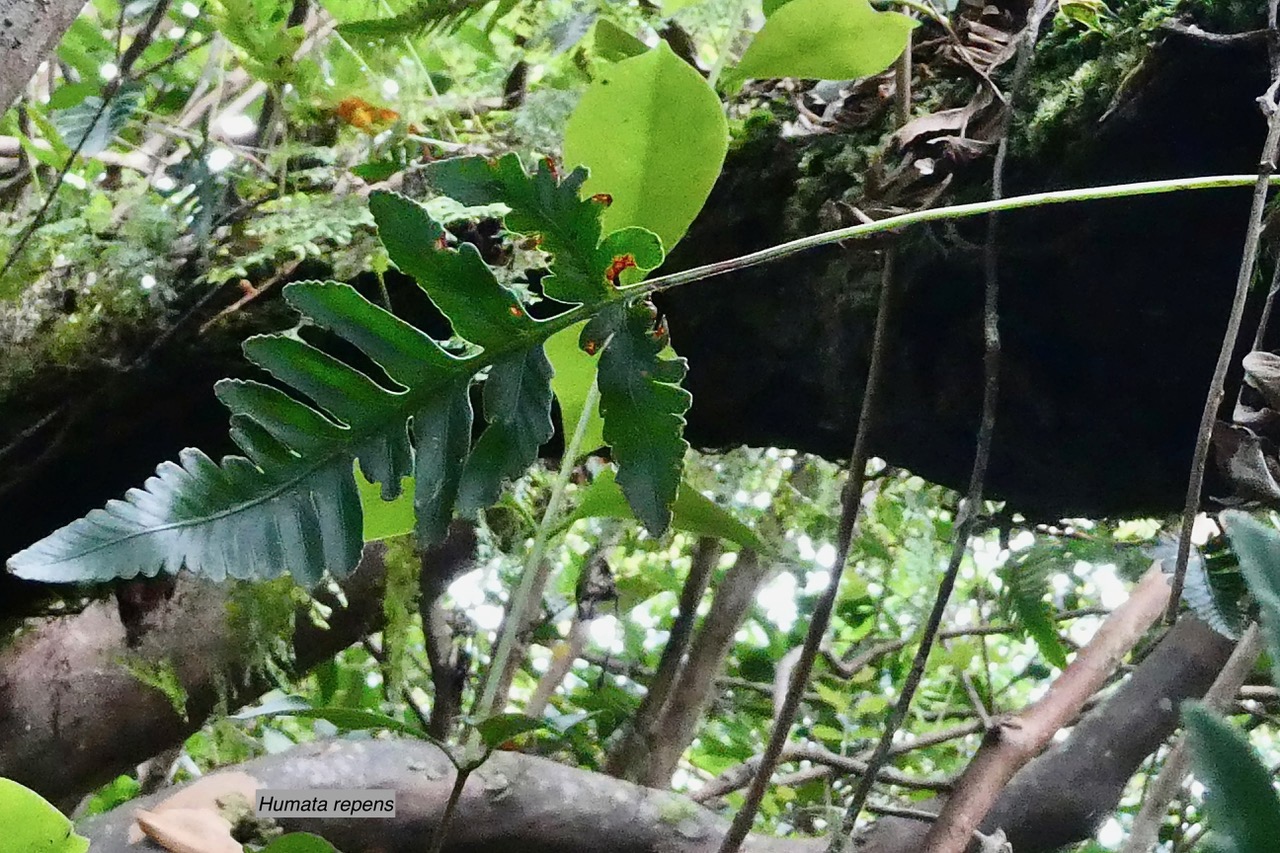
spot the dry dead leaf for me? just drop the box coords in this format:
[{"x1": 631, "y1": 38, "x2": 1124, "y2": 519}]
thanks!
[{"x1": 133, "y1": 807, "x2": 240, "y2": 853}]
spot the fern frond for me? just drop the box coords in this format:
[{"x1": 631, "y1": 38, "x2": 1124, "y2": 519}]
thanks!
[{"x1": 7, "y1": 155, "x2": 677, "y2": 586}]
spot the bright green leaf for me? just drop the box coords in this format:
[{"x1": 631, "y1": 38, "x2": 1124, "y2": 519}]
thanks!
[
  {"x1": 563, "y1": 41, "x2": 728, "y2": 252},
  {"x1": 594, "y1": 19, "x2": 649, "y2": 62},
  {"x1": 357, "y1": 467, "x2": 414, "y2": 541},
  {"x1": 1185, "y1": 702, "x2": 1280, "y2": 853},
  {"x1": 546, "y1": 322, "x2": 606, "y2": 456},
  {"x1": 0, "y1": 779, "x2": 89, "y2": 853},
  {"x1": 564, "y1": 467, "x2": 763, "y2": 550},
  {"x1": 734, "y1": 0, "x2": 916, "y2": 83}
]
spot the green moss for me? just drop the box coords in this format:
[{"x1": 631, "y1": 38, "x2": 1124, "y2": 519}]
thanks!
[
  {"x1": 381, "y1": 534, "x2": 421, "y2": 698},
  {"x1": 119, "y1": 655, "x2": 189, "y2": 719}
]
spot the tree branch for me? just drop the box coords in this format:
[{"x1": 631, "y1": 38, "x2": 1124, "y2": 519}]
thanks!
[{"x1": 920, "y1": 564, "x2": 1172, "y2": 853}]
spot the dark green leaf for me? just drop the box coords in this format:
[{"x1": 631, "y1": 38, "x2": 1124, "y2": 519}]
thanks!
[
  {"x1": 475, "y1": 712, "x2": 548, "y2": 748},
  {"x1": 372, "y1": 190, "x2": 534, "y2": 348},
  {"x1": 55, "y1": 88, "x2": 143, "y2": 156},
  {"x1": 457, "y1": 347, "x2": 555, "y2": 515},
  {"x1": 413, "y1": 385, "x2": 474, "y2": 543},
  {"x1": 425, "y1": 154, "x2": 663, "y2": 304},
  {"x1": 1185, "y1": 702, "x2": 1280, "y2": 853},
  {"x1": 589, "y1": 303, "x2": 691, "y2": 535}
]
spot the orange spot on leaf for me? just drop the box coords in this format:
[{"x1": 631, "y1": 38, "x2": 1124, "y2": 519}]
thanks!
[
  {"x1": 508, "y1": 305, "x2": 525, "y2": 318},
  {"x1": 583, "y1": 339, "x2": 599, "y2": 356},
  {"x1": 605, "y1": 255, "x2": 637, "y2": 286},
  {"x1": 590, "y1": 193, "x2": 613, "y2": 207}
]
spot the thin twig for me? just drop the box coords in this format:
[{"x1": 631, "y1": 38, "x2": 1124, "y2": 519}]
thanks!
[
  {"x1": 633, "y1": 174, "x2": 1280, "y2": 301},
  {"x1": 0, "y1": 0, "x2": 172, "y2": 284},
  {"x1": 1119, "y1": 623, "x2": 1264, "y2": 853},
  {"x1": 713, "y1": 45, "x2": 915, "y2": 853},
  {"x1": 1168, "y1": 81, "x2": 1280, "y2": 622},
  {"x1": 826, "y1": 0, "x2": 1052, "y2": 838},
  {"x1": 920, "y1": 565, "x2": 1172, "y2": 853},
  {"x1": 471, "y1": 383, "x2": 600, "y2": 722}
]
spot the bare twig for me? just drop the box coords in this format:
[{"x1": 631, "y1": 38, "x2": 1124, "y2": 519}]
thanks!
[
  {"x1": 920, "y1": 565, "x2": 1173, "y2": 853},
  {"x1": 607, "y1": 538, "x2": 721, "y2": 780},
  {"x1": 694, "y1": 743, "x2": 957, "y2": 803},
  {"x1": 0, "y1": 0, "x2": 173, "y2": 283},
  {"x1": 826, "y1": 0, "x2": 1052, "y2": 839},
  {"x1": 1169, "y1": 81, "x2": 1280, "y2": 621},
  {"x1": 713, "y1": 44, "x2": 916, "y2": 853},
  {"x1": 1120, "y1": 622, "x2": 1263, "y2": 853},
  {"x1": 642, "y1": 550, "x2": 772, "y2": 787}
]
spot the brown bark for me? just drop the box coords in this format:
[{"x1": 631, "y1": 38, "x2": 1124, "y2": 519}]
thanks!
[
  {"x1": 921, "y1": 565, "x2": 1171, "y2": 853},
  {"x1": 608, "y1": 537, "x2": 722, "y2": 780},
  {"x1": 76, "y1": 738, "x2": 825, "y2": 853},
  {"x1": 0, "y1": 0, "x2": 87, "y2": 112},
  {"x1": 0, "y1": 531, "x2": 476, "y2": 809},
  {"x1": 640, "y1": 549, "x2": 773, "y2": 787}
]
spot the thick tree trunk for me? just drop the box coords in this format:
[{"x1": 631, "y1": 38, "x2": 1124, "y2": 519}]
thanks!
[
  {"x1": 0, "y1": 0, "x2": 87, "y2": 111},
  {"x1": 0, "y1": 531, "x2": 475, "y2": 808}
]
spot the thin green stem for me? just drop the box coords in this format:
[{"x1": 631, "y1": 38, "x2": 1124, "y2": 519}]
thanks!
[
  {"x1": 632, "y1": 174, "x2": 1280, "y2": 299},
  {"x1": 426, "y1": 762, "x2": 473, "y2": 853},
  {"x1": 708, "y1": 0, "x2": 750, "y2": 90},
  {"x1": 472, "y1": 381, "x2": 601, "y2": 722}
]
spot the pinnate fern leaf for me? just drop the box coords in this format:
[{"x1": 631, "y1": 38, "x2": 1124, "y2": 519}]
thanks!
[{"x1": 7, "y1": 156, "x2": 680, "y2": 585}]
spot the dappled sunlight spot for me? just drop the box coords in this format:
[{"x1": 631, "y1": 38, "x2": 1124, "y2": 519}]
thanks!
[
  {"x1": 473, "y1": 604, "x2": 504, "y2": 632},
  {"x1": 815, "y1": 543, "x2": 836, "y2": 569},
  {"x1": 590, "y1": 615, "x2": 624, "y2": 654},
  {"x1": 1096, "y1": 816, "x2": 1124, "y2": 848},
  {"x1": 804, "y1": 569, "x2": 829, "y2": 595},
  {"x1": 447, "y1": 568, "x2": 487, "y2": 609},
  {"x1": 217, "y1": 114, "x2": 256, "y2": 139},
  {"x1": 757, "y1": 572, "x2": 798, "y2": 632}
]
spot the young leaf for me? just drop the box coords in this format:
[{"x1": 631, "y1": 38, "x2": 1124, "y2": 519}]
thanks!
[
  {"x1": 1222, "y1": 510, "x2": 1280, "y2": 683},
  {"x1": 475, "y1": 713, "x2": 548, "y2": 749},
  {"x1": 564, "y1": 467, "x2": 764, "y2": 551},
  {"x1": 1185, "y1": 702, "x2": 1280, "y2": 853},
  {"x1": 563, "y1": 41, "x2": 728, "y2": 252},
  {"x1": 733, "y1": 0, "x2": 916, "y2": 83},
  {"x1": 586, "y1": 303, "x2": 691, "y2": 536},
  {"x1": 423, "y1": 154, "x2": 664, "y2": 304}
]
